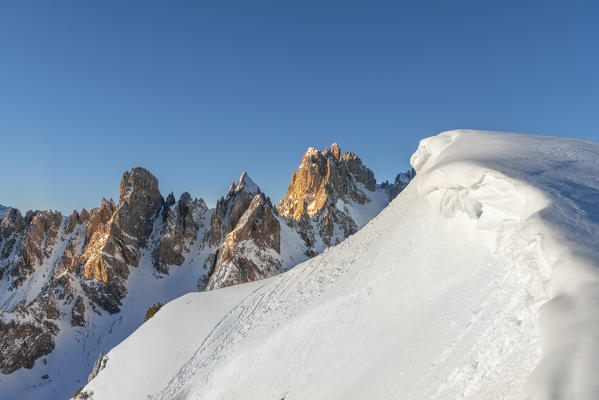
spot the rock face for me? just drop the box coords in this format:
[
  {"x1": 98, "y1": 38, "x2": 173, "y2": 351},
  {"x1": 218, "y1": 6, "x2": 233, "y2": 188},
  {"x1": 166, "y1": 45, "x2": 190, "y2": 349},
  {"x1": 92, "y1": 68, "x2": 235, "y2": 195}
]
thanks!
[
  {"x1": 278, "y1": 143, "x2": 385, "y2": 252},
  {"x1": 80, "y1": 167, "x2": 164, "y2": 313},
  {"x1": 205, "y1": 172, "x2": 260, "y2": 246},
  {"x1": 87, "y1": 352, "x2": 108, "y2": 383},
  {"x1": 201, "y1": 172, "x2": 280, "y2": 289},
  {"x1": 0, "y1": 295, "x2": 59, "y2": 374},
  {"x1": 205, "y1": 192, "x2": 281, "y2": 289},
  {"x1": 154, "y1": 192, "x2": 208, "y2": 273},
  {"x1": 0, "y1": 143, "x2": 413, "y2": 397},
  {"x1": 381, "y1": 168, "x2": 416, "y2": 200},
  {"x1": 0, "y1": 209, "x2": 62, "y2": 288},
  {"x1": 278, "y1": 143, "x2": 375, "y2": 221}
]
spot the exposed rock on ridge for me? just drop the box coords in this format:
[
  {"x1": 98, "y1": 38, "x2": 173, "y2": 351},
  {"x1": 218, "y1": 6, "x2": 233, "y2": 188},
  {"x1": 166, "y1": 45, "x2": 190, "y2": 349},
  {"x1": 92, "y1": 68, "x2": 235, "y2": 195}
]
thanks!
[
  {"x1": 206, "y1": 191, "x2": 281, "y2": 289},
  {"x1": 205, "y1": 171, "x2": 260, "y2": 247},
  {"x1": 0, "y1": 209, "x2": 62, "y2": 288},
  {"x1": 0, "y1": 294, "x2": 59, "y2": 374},
  {"x1": 278, "y1": 143, "x2": 386, "y2": 251},
  {"x1": 80, "y1": 167, "x2": 163, "y2": 314},
  {"x1": 154, "y1": 192, "x2": 209, "y2": 273},
  {"x1": 278, "y1": 143, "x2": 376, "y2": 221}
]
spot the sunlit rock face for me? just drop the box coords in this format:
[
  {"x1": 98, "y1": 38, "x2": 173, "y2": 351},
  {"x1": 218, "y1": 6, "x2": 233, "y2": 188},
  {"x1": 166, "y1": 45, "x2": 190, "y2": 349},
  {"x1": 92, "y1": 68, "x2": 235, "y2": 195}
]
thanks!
[
  {"x1": 278, "y1": 143, "x2": 375, "y2": 221},
  {"x1": 278, "y1": 143, "x2": 385, "y2": 251},
  {"x1": 80, "y1": 167, "x2": 164, "y2": 314}
]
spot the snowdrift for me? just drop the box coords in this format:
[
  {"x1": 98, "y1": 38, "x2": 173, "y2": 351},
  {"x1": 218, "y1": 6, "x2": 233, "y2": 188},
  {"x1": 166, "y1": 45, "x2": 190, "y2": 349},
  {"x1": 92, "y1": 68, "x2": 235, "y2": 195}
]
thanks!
[{"x1": 79, "y1": 130, "x2": 599, "y2": 400}]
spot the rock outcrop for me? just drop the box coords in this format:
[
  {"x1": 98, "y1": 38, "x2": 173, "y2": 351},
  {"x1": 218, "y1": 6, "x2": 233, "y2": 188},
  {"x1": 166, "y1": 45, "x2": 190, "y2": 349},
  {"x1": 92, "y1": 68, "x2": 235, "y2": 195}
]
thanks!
[
  {"x1": 0, "y1": 295, "x2": 59, "y2": 374},
  {"x1": 154, "y1": 192, "x2": 209, "y2": 273},
  {"x1": 278, "y1": 143, "x2": 375, "y2": 221},
  {"x1": 0, "y1": 209, "x2": 62, "y2": 288},
  {"x1": 80, "y1": 167, "x2": 163, "y2": 313},
  {"x1": 201, "y1": 172, "x2": 281, "y2": 289},
  {"x1": 278, "y1": 143, "x2": 385, "y2": 251},
  {"x1": 205, "y1": 172, "x2": 260, "y2": 246},
  {"x1": 205, "y1": 192, "x2": 281, "y2": 289},
  {"x1": 381, "y1": 168, "x2": 416, "y2": 200}
]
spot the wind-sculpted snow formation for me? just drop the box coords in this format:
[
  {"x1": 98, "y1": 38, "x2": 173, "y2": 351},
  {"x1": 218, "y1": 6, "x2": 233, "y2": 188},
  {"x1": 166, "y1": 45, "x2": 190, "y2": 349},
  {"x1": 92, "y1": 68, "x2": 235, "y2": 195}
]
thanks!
[{"x1": 79, "y1": 130, "x2": 599, "y2": 400}]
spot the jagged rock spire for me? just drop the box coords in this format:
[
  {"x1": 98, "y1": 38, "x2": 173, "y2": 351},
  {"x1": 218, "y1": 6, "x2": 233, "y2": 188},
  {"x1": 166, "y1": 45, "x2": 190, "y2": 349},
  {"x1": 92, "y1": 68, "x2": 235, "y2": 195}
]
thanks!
[
  {"x1": 278, "y1": 143, "x2": 376, "y2": 221},
  {"x1": 206, "y1": 171, "x2": 261, "y2": 246},
  {"x1": 80, "y1": 167, "x2": 164, "y2": 313}
]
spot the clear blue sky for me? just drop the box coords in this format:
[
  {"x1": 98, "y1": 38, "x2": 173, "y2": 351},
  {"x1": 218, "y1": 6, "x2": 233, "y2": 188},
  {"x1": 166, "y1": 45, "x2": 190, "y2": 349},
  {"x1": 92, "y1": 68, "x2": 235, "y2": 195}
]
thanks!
[{"x1": 1, "y1": 0, "x2": 598, "y2": 213}]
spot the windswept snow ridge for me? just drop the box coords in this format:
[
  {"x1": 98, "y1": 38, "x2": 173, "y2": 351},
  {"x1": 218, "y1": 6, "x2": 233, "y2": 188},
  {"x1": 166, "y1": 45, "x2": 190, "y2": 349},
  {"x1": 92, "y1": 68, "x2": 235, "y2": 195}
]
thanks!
[{"x1": 81, "y1": 130, "x2": 599, "y2": 400}]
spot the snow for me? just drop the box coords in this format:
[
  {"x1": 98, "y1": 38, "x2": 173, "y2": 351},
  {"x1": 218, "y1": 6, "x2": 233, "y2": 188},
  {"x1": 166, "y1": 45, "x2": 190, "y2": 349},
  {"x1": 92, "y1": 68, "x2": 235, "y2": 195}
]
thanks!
[
  {"x1": 335, "y1": 184, "x2": 390, "y2": 229},
  {"x1": 79, "y1": 130, "x2": 599, "y2": 399},
  {"x1": 0, "y1": 204, "x2": 11, "y2": 218},
  {"x1": 278, "y1": 219, "x2": 310, "y2": 270},
  {"x1": 235, "y1": 171, "x2": 259, "y2": 194}
]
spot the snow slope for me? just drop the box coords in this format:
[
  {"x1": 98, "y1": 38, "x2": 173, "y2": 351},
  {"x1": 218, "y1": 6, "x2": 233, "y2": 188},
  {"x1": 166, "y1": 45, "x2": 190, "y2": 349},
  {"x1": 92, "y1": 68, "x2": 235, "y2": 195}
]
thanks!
[{"x1": 80, "y1": 130, "x2": 599, "y2": 400}]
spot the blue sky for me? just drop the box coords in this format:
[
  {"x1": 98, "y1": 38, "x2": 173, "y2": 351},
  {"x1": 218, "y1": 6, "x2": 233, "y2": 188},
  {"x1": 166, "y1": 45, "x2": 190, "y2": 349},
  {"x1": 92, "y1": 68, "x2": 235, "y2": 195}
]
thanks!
[{"x1": 1, "y1": 0, "x2": 598, "y2": 212}]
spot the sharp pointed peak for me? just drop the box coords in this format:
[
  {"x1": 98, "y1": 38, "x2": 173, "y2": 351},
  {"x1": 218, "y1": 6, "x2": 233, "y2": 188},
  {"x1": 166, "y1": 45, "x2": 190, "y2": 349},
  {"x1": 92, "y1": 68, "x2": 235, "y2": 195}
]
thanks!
[{"x1": 235, "y1": 171, "x2": 259, "y2": 194}]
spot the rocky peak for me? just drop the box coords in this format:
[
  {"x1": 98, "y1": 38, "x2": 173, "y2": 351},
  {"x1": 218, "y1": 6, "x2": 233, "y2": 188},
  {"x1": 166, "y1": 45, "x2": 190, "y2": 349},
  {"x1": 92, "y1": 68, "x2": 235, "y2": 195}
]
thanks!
[
  {"x1": 84, "y1": 199, "x2": 115, "y2": 245},
  {"x1": 205, "y1": 192, "x2": 281, "y2": 290},
  {"x1": 1, "y1": 208, "x2": 25, "y2": 234},
  {"x1": 80, "y1": 168, "x2": 164, "y2": 313},
  {"x1": 0, "y1": 209, "x2": 62, "y2": 288},
  {"x1": 206, "y1": 172, "x2": 262, "y2": 246},
  {"x1": 165, "y1": 192, "x2": 176, "y2": 208},
  {"x1": 342, "y1": 152, "x2": 376, "y2": 191},
  {"x1": 278, "y1": 143, "x2": 376, "y2": 221},
  {"x1": 119, "y1": 167, "x2": 161, "y2": 206},
  {"x1": 235, "y1": 171, "x2": 259, "y2": 194},
  {"x1": 330, "y1": 142, "x2": 342, "y2": 160},
  {"x1": 155, "y1": 192, "x2": 209, "y2": 272}
]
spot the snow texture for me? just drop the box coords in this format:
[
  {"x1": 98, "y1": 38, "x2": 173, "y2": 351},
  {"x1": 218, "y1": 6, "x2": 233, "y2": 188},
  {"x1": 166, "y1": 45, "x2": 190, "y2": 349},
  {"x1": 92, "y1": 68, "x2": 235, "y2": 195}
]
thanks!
[{"x1": 77, "y1": 130, "x2": 599, "y2": 400}]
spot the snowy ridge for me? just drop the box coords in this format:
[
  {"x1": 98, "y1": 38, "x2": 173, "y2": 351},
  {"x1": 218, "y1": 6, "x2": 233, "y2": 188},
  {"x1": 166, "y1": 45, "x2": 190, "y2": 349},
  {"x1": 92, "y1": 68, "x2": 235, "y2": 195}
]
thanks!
[{"x1": 79, "y1": 130, "x2": 599, "y2": 399}]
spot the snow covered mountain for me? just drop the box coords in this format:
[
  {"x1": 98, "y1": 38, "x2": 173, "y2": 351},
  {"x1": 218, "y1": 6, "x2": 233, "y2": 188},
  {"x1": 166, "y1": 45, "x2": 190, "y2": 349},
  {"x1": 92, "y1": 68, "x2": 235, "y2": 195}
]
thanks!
[
  {"x1": 77, "y1": 130, "x2": 599, "y2": 400},
  {"x1": 0, "y1": 143, "x2": 405, "y2": 399}
]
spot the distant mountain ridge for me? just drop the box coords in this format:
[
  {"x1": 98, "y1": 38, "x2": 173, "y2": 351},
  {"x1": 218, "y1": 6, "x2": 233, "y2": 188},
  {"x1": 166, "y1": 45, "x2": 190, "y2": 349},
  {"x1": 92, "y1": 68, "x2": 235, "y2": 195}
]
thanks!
[{"x1": 0, "y1": 143, "x2": 412, "y2": 399}]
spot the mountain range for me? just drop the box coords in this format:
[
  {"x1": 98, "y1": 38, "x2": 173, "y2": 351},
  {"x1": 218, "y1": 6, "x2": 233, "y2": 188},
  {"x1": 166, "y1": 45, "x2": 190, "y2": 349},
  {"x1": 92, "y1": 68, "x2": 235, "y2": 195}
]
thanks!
[{"x1": 0, "y1": 143, "x2": 412, "y2": 399}]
